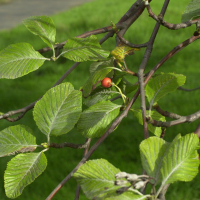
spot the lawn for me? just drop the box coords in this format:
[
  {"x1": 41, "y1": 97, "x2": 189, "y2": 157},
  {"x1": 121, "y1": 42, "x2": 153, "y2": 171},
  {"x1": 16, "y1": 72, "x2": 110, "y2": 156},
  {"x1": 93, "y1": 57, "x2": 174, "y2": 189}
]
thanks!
[{"x1": 0, "y1": 0, "x2": 200, "y2": 199}]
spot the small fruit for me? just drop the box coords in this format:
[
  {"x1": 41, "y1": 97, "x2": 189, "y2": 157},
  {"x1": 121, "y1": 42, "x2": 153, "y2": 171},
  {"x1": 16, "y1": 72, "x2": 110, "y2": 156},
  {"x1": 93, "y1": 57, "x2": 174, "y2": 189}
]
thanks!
[{"x1": 101, "y1": 77, "x2": 112, "y2": 88}]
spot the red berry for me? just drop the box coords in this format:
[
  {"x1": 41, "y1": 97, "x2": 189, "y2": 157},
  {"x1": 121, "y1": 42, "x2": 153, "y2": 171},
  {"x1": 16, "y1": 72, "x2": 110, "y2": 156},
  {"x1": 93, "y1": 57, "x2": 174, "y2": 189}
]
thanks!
[{"x1": 101, "y1": 77, "x2": 112, "y2": 88}]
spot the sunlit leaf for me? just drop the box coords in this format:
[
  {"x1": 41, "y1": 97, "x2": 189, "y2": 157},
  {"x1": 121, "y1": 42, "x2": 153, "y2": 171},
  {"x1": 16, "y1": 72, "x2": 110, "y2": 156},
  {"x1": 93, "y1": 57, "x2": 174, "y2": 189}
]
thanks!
[
  {"x1": 5, "y1": 152, "x2": 47, "y2": 198},
  {"x1": 33, "y1": 83, "x2": 82, "y2": 138},
  {"x1": 77, "y1": 101, "x2": 121, "y2": 138},
  {"x1": 23, "y1": 15, "x2": 56, "y2": 50},
  {"x1": 61, "y1": 35, "x2": 110, "y2": 62},
  {"x1": 0, "y1": 125, "x2": 37, "y2": 157},
  {"x1": 73, "y1": 159, "x2": 144, "y2": 200},
  {"x1": 161, "y1": 133, "x2": 199, "y2": 184},
  {"x1": 0, "y1": 43, "x2": 47, "y2": 79}
]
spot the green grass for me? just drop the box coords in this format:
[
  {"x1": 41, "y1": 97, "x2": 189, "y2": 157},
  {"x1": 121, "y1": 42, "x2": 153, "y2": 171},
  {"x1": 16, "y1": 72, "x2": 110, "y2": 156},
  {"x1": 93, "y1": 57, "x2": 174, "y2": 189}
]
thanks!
[{"x1": 0, "y1": 0, "x2": 200, "y2": 199}]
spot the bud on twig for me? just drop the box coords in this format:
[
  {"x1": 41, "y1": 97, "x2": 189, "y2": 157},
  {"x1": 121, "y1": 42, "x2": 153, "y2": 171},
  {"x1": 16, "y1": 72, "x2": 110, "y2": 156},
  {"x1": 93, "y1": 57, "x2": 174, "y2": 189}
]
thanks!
[
  {"x1": 134, "y1": 180, "x2": 146, "y2": 190},
  {"x1": 115, "y1": 172, "x2": 128, "y2": 179}
]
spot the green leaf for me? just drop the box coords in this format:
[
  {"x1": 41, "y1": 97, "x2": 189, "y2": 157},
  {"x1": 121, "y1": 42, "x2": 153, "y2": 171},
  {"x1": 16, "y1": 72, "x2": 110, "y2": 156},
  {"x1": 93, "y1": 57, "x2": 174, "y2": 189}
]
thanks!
[
  {"x1": 33, "y1": 83, "x2": 82, "y2": 138},
  {"x1": 23, "y1": 16, "x2": 56, "y2": 50},
  {"x1": 0, "y1": 125, "x2": 37, "y2": 157},
  {"x1": 161, "y1": 133, "x2": 199, "y2": 185},
  {"x1": 140, "y1": 134, "x2": 199, "y2": 185},
  {"x1": 61, "y1": 35, "x2": 110, "y2": 62},
  {"x1": 4, "y1": 152, "x2": 47, "y2": 198},
  {"x1": 145, "y1": 73, "x2": 186, "y2": 107},
  {"x1": 84, "y1": 86, "x2": 119, "y2": 107},
  {"x1": 131, "y1": 109, "x2": 166, "y2": 137},
  {"x1": 140, "y1": 136, "x2": 170, "y2": 184},
  {"x1": 0, "y1": 43, "x2": 47, "y2": 79},
  {"x1": 181, "y1": 0, "x2": 200, "y2": 22},
  {"x1": 73, "y1": 159, "x2": 144, "y2": 200},
  {"x1": 77, "y1": 101, "x2": 121, "y2": 138},
  {"x1": 82, "y1": 65, "x2": 115, "y2": 97}
]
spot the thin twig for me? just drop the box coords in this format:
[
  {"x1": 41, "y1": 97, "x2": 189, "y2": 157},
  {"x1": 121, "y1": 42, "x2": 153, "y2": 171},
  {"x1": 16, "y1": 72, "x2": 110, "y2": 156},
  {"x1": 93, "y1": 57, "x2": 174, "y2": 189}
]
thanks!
[
  {"x1": 138, "y1": 0, "x2": 170, "y2": 139},
  {"x1": 153, "y1": 104, "x2": 182, "y2": 119},
  {"x1": 117, "y1": 34, "x2": 149, "y2": 48},
  {"x1": 144, "y1": 35, "x2": 200, "y2": 82},
  {"x1": 49, "y1": 140, "x2": 90, "y2": 149},
  {"x1": 147, "y1": 109, "x2": 200, "y2": 128},
  {"x1": 146, "y1": 4, "x2": 200, "y2": 30}
]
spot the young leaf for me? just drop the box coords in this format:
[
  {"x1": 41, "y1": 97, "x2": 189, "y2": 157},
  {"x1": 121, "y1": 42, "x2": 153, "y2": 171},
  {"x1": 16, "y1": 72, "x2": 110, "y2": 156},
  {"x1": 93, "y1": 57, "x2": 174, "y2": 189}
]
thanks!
[
  {"x1": 61, "y1": 35, "x2": 110, "y2": 62},
  {"x1": 0, "y1": 43, "x2": 47, "y2": 79},
  {"x1": 83, "y1": 86, "x2": 119, "y2": 107},
  {"x1": 110, "y1": 42, "x2": 140, "y2": 63},
  {"x1": 23, "y1": 16, "x2": 56, "y2": 50},
  {"x1": 33, "y1": 82, "x2": 82, "y2": 138},
  {"x1": 73, "y1": 159, "x2": 144, "y2": 200},
  {"x1": 131, "y1": 109, "x2": 166, "y2": 137},
  {"x1": 181, "y1": 0, "x2": 200, "y2": 22},
  {"x1": 160, "y1": 133, "x2": 199, "y2": 185},
  {"x1": 0, "y1": 125, "x2": 37, "y2": 157},
  {"x1": 82, "y1": 65, "x2": 115, "y2": 97},
  {"x1": 77, "y1": 101, "x2": 121, "y2": 138},
  {"x1": 4, "y1": 152, "x2": 47, "y2": 198},
  {"x1": 145, "y1": 73, "x2": 186, "y2": 107}
]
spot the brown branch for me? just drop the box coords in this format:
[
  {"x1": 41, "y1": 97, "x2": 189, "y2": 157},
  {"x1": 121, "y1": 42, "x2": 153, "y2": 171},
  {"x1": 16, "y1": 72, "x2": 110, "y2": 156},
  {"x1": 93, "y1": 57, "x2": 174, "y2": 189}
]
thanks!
[
  {"x1": 153, "y1": 104, "x2": 182, "y2": 119},
  {"x1": 146, "y1": 4, "x2": 200, "y2": 30},
  {"x1": 147, "y1": 109, "x2": 200, "y2": 128},
  {"x1": 117, "y1": 33, "x2": 149, "y2": 48},
  {"x1": 49, "y1": 140, "x2": 90, "y2": 149},
  {"x1": 138, "y1": 0, "x2": 170, "y2": 139},
  {"x1": 145, "y1": 35, "x2": 200, "y2": 82}
]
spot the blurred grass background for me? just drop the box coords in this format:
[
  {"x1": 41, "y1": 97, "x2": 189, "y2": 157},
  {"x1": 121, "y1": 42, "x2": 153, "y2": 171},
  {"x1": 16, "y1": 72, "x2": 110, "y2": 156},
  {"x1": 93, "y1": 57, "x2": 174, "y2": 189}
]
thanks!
[{"x1": 0, "y1": 0, "x2": 200, "y2": 199}]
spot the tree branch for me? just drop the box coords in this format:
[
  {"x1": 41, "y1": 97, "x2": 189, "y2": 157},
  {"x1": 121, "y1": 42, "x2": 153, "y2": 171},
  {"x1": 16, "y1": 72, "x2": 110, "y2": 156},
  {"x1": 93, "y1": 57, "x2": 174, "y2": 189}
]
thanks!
[
  {"x1": 49, "y1": 140, "x2": 90, "y2": 149},
  {"x1": 138, "y1": 0, "x2": 170, "y2": 139},
  {"x1": 153, "y1": 104, "x2": 182, "y2": 119},
  {"x1": 146, "y1": 4, "x2": 200, "y2": 30},
  {"x1": 147, "y1": 109, "x2": 200, "y2": 127}
]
